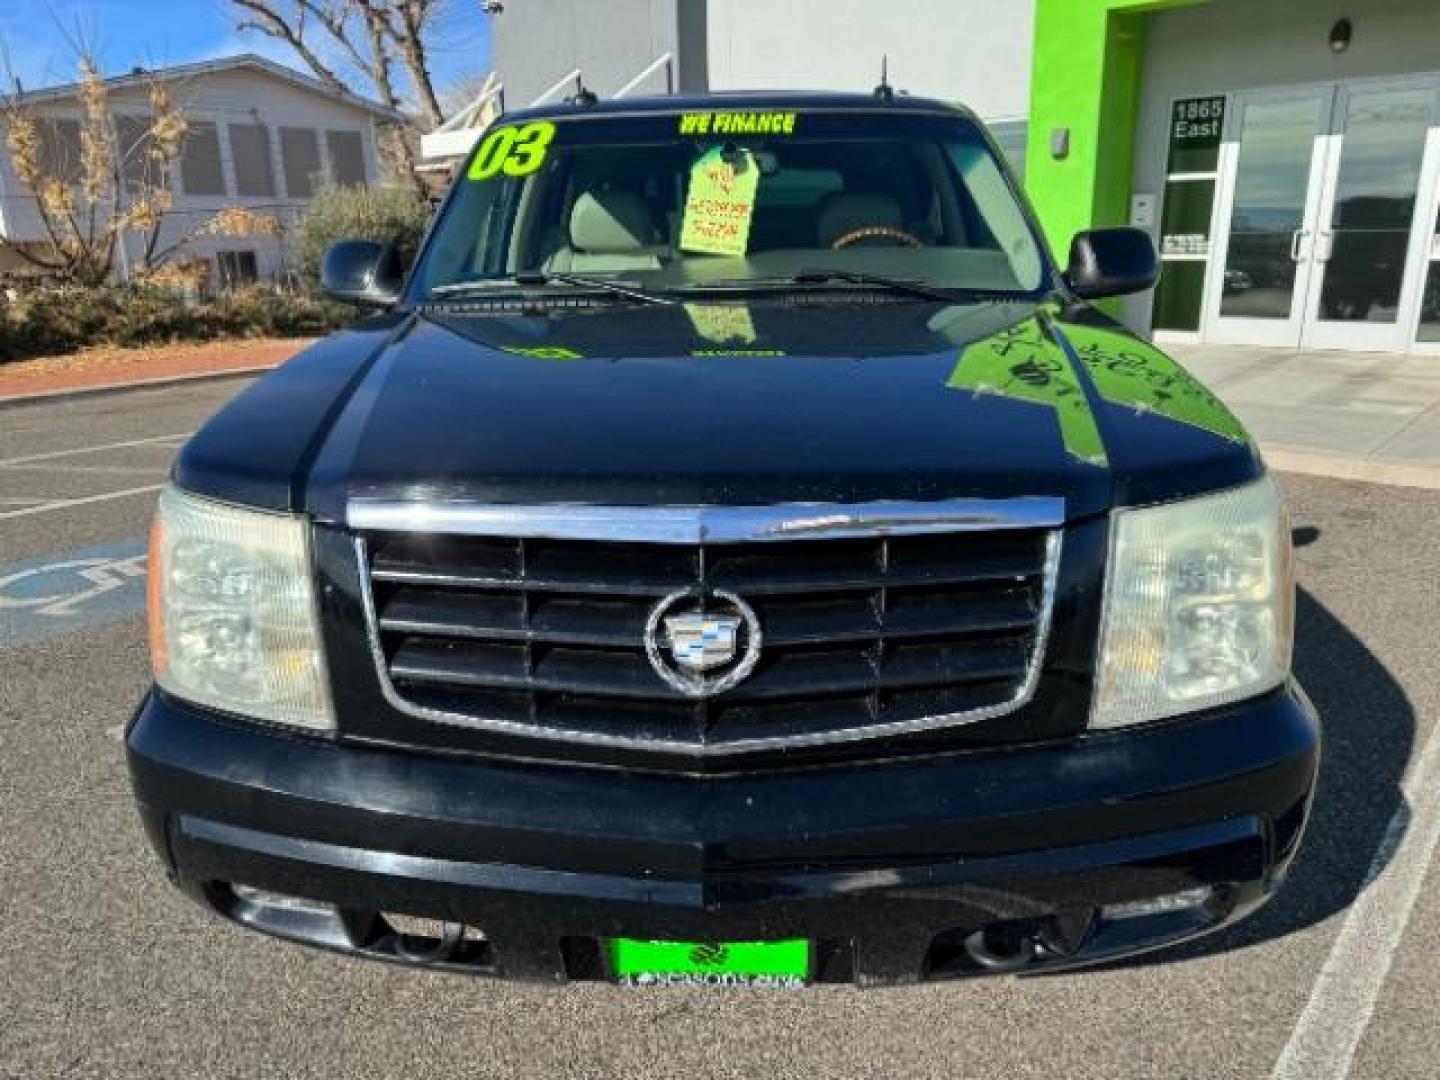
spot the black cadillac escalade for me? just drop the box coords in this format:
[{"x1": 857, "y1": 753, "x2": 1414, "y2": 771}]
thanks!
[{"x1": 127, "y1": 92, "x2": 1319, "y2": 986}]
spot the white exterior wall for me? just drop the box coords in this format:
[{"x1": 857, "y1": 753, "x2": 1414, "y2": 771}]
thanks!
[
  {"x1": 1126, "y1": 0, "x2": 1440, "y2": 330},
  {"x1": 704, "y1": 0, "x2": 1034, "y2": 122},
  {"x1": 489, "y1": 0, "x2": 689, "y2": 104},
  {"x1": 0, "y1": 64, "x2": 384, "y2": 282}
]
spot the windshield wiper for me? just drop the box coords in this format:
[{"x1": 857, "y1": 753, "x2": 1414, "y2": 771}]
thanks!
[
  {"x1": 513, "y1": 271, "x2": 677, "y2": 306},
  {"x1": 789, "y1": 269, "x2": 960, "y2": 304},
  {"x1": 429, "y1": 273, "x2": 674, "y2": 306}
]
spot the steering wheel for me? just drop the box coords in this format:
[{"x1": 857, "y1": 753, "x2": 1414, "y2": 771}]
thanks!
[{"x1": 831, "y1": 225, "x2": 925, "y2": 250}]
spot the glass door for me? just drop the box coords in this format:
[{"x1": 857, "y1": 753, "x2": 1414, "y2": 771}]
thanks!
[
  {"x1": 1203, "y1": 89, "x2": 1332, "y2": 346},
  {"x1": 1415, "y1": 195, "x2": 1440, "y2": 351},
  {"x1": 1302, "y1": 79, "x2": 1440, "y2": 350}
]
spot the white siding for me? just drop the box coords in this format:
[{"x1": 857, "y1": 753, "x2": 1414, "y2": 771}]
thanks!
[
  {"x1": 0, "y1": 62, "x2": 386, "y2": 281},
  {"x1": 704, "y1": 0, "x2": 1035, "y2": 122}
]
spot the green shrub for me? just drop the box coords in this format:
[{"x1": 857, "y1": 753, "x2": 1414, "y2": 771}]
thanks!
[
  {"x1": 0, "y1": 282, "x2": 355, "y2": 363},
  {"x1": 210, "y1": 286, "x2": 353, "y2": 338},
  {"x1": 8, "y1": 285, "x2": 122, "y2": 356},
  {"x1": 296, "y1": 183, "x2": 431, "y2": 285},
  {"x1": 0, "y1": 301, "x2": 16, "y2": 364},
  {"x1": 107, "y1": 285, "x2": 212, "y2": 347}
]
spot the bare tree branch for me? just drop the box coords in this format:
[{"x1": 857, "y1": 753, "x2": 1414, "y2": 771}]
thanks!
[
  {"x1": 233, "y1": 0, "x2": 349, "y2": 95},
  {"x1": 231, "y1": 0, "x2": 450, "y2": 191},
  {"x1": 386, "y1": 0, "x2": 443, "y2": 128}
]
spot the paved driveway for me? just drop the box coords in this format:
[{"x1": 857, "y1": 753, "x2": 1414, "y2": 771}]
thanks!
[{"x1": 1, "y1": 381, "x2": 1437, "y2": 1079}]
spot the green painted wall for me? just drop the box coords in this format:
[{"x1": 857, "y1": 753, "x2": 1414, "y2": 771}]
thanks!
[{"x1": 1025, "y1": 0, "x2": 1213, "y2": 260}]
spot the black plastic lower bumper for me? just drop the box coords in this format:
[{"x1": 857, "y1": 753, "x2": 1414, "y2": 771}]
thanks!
[{"x1": 127, "y1": 686, "x2": 1319, "y2": 985}]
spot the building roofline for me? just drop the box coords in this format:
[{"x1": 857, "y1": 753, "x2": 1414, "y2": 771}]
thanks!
[{"x1": 6, "y1": 53, "x2": 407, "y2": 122}]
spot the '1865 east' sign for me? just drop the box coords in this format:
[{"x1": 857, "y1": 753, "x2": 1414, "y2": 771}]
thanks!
[{"x1": 1172, "y1": 96, "x2": 1225, "y2": 147}]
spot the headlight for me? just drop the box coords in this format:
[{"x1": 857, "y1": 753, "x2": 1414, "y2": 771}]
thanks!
[
  {"x1": 1091, "y1": 476, "x2": 1293, "y2": 730},
  {"x1": 147, "y1": 486, "x2": 334, "y2": 732}
]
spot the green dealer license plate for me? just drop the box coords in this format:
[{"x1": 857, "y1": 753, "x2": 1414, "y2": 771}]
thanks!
[{"x1": 610, "y1": 939, "x2": 810, "y2": 987}]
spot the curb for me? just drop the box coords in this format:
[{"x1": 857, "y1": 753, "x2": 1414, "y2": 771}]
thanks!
[
  {"x1": 1265, "y1": 446, "x2": 1440, "y2": 491},
  {"x1": 0, "y1": 363, "x2": 278, "y2": 408}
]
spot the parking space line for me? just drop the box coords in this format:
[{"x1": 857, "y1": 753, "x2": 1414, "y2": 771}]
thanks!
[
  {"x1": 0, "y1": 463, "x2": 173, "y2": 474},
  {"x1": 1271, "y1": 719, "x2": 1440, "y2": 1080},
  {"x1": 0, "y1": 484, "x2": 165, "y2": 521},
  {"x1": 0, "y1": 432, "x2": 192, "y2": 468}
]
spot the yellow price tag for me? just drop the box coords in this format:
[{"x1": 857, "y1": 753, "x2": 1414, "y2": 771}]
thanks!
[{"x1": 680, "y1": 149, "x2": 760, "y2": 257}]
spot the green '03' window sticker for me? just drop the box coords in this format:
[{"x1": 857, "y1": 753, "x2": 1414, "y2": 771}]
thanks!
[{"x1": 468, "y1": 121, "x2": 556, "y2": 180}]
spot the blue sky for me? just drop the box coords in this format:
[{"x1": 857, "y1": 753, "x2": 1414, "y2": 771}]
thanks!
[{"x1": 0, "y1": 0, "x2": 492, "y2": 108}]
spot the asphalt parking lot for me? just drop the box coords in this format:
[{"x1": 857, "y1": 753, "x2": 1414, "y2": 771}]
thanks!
[{"x1": 1, "y1": 379, "x2": 1437, "y2": 1080}]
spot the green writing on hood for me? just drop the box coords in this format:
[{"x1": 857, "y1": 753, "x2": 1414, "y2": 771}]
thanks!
[
  {"x1": 947, "y1": 318, "x2": 1109, "y2": 467},
  {"x1": 1060, "y1": 323, "x2": 1249, "y2": 444}
]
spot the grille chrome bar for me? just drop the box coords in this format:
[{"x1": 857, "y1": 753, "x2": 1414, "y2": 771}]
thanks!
[
  {"x1": 347, "y1": 497, "x2": 1065, "y2": 543},
  {"x1": 353, "y1": 500, "x2": 1064, "y2": 758}
]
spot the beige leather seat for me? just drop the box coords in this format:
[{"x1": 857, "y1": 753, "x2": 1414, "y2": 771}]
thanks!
[{"x1": 544, "y1": 189, "x2": 666, "y2": 273}]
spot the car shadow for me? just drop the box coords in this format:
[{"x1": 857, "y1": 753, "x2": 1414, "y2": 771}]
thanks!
[{"x1": 1083, "y1": 578, "x2": 1415, "y2": 971}]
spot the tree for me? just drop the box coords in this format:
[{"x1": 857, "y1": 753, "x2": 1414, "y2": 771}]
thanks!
[
  {"x1": 1, "y1": 58, "x2": 188, "y2": 283},
  {"x1": 1, "y1": 56, "x2": 291, "y2": 284},
  {"x1": 231, "y1": 0, "x2": 447, "y2": 185}
]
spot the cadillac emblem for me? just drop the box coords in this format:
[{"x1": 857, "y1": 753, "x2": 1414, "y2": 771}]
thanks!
[{"x1": 644, "y1": 589, "x2": 762, "y2": 697}]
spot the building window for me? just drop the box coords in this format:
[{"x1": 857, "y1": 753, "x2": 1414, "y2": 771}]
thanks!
[
  {"x1": 35, "y1": 117, "x2": 83, "y2": 184},
  {"x1": 181, "y1": 120, "x2": 226, "y2": 196},
  {"x1": 217, "y1": 250, "x2": 259, "y2": 289},
  {"x1": 988, "y1": 119, "x2": 1028, "y2": 183},
  {"x1": 279, "y1": 126, "x2": 322, "y2": 198},
  {"x1": 326, "y1": 130, "x2": 367, "y2": 187},
  {"x1": 114, "y1": 115, "x2": 158, "y2": 193},
  {"x1": 230, "y1": 123, "x2": 276, "y2": 197}
]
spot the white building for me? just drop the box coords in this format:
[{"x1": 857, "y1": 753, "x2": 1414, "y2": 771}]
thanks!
[{"x1": 0, "y1": 54, "x2": 400, "y2": 285}]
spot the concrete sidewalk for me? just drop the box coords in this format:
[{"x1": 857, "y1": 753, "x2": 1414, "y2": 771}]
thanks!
[
  {"x1": 0, "y1": 338, "x2": 311, "y2": 404},
  {"x1": 1171, "y1": 344, "x2": 1440, "y2": 490}
]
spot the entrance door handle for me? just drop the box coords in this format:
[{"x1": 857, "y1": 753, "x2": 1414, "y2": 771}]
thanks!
[
  {"x1": 1314, "y1": 230, "x2": 1335, "y2": 262},
  {"x1": 1290, "y1": 230, "x2": 1311, "y2": 261}
]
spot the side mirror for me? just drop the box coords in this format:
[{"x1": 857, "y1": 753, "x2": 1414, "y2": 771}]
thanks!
[
  {"x1": 321, "y1": 240, "x2": 405, "y2": 307},
  {"x1": 1065, "y1": 227, "x2": 1160, "y2": 301}
]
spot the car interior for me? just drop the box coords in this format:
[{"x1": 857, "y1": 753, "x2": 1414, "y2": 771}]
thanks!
[{"x1": 420, "y1": 131, "x2": 1045, "y2": 295}]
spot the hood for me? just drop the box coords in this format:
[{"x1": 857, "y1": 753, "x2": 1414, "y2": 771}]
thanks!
[{"x1": 300, "y1": 298, "x2": 1261, "y2": 524}]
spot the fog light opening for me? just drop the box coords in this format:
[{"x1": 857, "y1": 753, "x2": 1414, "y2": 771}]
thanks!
[
  {"x1": 962, "y1": 924, "x2": 1040, "y2": 973},
  {"x1": 231, "y1": 883, "x2": 336, "y2": 917},
  {"x1": 383, "y1": 913, "x2": 486, "y2": 963},
  {"x1": 1102, "y1": 886, "x2": 1215, "y2": 921}
]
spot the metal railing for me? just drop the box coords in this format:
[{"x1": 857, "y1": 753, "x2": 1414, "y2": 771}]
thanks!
[
  {"x1": 529, "y1": 68, "x2": 582, "y2": 108},
  {"x1": 613, "y1": 52, "x2": 673, "y2": 98},
  {"x1": 419, "y1": 53, "x2": 677, "y2": 165}
]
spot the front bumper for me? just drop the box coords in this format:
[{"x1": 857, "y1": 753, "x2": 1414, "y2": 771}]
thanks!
[{"x1": 127, "y1": 685, "x2": 1319, "y2": 985}]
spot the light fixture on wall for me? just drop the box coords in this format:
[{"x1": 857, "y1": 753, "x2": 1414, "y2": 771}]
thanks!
[
  {"x1": 1050, "y1": 127, "x2": 1071, "y2": 161},
  {"x1": 1329, "y1": 18, "x2": 1353, "y2": 54}
]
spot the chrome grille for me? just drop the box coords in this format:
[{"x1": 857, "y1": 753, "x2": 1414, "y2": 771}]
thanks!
[{"x1": 355, "y1": 501, "x2": 1062, "y2": 755}]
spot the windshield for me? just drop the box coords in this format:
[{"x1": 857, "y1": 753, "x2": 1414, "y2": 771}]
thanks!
[{"x1": 411, "y1": 108, "x2": 1050, "y2": 300}]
